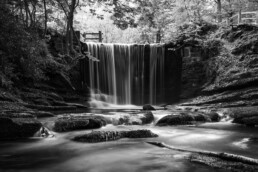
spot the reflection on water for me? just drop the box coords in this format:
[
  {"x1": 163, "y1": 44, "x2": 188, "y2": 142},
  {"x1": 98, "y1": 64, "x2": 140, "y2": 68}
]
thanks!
[{"x1": 1, "y1": 110, "x2": 258, "y2": 172}]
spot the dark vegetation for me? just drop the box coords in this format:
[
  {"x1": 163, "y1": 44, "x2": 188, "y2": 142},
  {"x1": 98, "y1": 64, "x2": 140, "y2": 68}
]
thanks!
[{"x1": 0, "y1": 5, "x2": 88, "y2": 114}]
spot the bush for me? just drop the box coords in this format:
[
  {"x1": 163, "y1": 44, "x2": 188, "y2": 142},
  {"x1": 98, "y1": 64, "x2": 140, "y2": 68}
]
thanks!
[{"x1": 202, "y1": 39, "x2": 224, "y2": 59}]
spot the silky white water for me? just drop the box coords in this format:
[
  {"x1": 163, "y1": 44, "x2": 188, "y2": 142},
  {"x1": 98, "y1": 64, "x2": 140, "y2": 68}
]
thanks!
[{"x1": 86, "y1": 43, "x2": 165, "y2": 107}]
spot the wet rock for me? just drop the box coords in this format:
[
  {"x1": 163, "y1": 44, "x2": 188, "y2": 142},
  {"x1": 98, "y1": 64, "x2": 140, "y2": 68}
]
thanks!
[
  {"x1": 189, "y1": 153, "x2": 258, "y2": 172},
  {"x1": 206, "y1": 112, "x2": 221, "y2": 122},
  {"x1": 1, "y1": 111, "x2": 54, "y2": 118},
  {"x1": 143, "y1": 104, "x2": 156, "y2": 111},
  {"x1": 0, "y1": 117, "x2": 42, "y2": 139},
  {"x1": 193, "y1": 113, "x2": 211, "y2": 122},
  {"x1": 24, "y1": 104, "x2": 77, "y2": 111},
  {"x1": 34, "y1": 111, "x2": 55, "y2": 117},
  {"x1": 0, "y1": 112, "x2": 35, "y2": 119},
  {"x1": 233, "y1": 116, "x2": 258, "y2": 127},
  {"x1": 140, "y1": 111, "x2": 155, "y2": 124},
  {"x1": 36, "y1": 127, "x2": 54, "y2": 138},
  {"x1": 122, "y1": 130, "x2": 158, "y2": 138},
  {"x1": 156, "y1": 113, "x2": 195, "y2": 126},
  {"x1": 114, "y1": 112, "x2": 154, "y2": 125},
  {"x1": 227, "y1": 106, "x2": 258, "y2": 119},
  {"x1": 54, "y1": 115, "x2": 107, "y2": 132},
  {"x1": 250, "y1": 137, "x2": 258, "y2": 142},
  {"x1": 73, "y1": 130, "x2": 158, "y2": 143}
]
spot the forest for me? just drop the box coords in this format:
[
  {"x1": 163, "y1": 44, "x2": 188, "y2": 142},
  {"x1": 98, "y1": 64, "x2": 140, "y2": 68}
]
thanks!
[{"x1": 1, "y1": 0, "x2": 258, "y2": 172}]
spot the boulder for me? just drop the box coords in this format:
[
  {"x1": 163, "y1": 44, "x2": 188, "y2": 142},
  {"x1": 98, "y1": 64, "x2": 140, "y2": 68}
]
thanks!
[
  {"x1": 54, "y1": 115, "x2": 107, "y2": 132},
  {"x1": 114, "y1": 112, "x2": 154, "y2": 125},
  {"x1": 143, "y1": 104, "x2": 156, "y2": 111},
  {"x1": 156, "y1": 113, "x2": 195, "y2": 126},
  {"x1": 206, "y1": 112, "x2": 221, "y2": 122},
  {"x1": 0, "y1": 117, "x2": 42, "y2": 139},
  {"x1": 193, "y1": 113, "x2": 211, "y2": 122},
  {"x1": 233, "y1": 116, "x2": 258, "y2": 127},
  {"x1": 122, "y1": 130, "x2": 158, "y2": 138},
  {"x1": 227, "y1": 106, "x2": 258, "y2": 119},
  {"x1": 73, "y1": 129, "x2": 158, "y2": 143},
  {"x1": 140, "y1": 111, "x2": 155, "y2": 124}
]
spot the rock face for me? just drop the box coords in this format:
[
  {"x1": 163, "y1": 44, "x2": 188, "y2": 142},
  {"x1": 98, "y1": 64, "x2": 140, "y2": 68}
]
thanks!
[
  {"x1": 54, "y1": 115, "x2": 107, "y2": 132},
  {"x1": 0, "y1": 117, "x2": 42, "y2": 139},
  {"x1": 73, "y1": 130, "x2": 158, "y2": 143},
  {"x1": 180, "y1": 25, "x2": 258, "y2": 108},
  {"x1": 143, "y1": 104, "x2": 156, "y2": 111}
]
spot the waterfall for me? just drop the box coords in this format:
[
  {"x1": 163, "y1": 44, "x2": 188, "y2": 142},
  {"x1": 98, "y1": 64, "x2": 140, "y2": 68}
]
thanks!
[{"x1": 85, "y1": 42, "x2": 165, "y2": 106}]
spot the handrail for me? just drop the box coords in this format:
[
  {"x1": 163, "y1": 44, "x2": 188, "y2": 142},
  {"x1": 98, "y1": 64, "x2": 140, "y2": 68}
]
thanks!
[{"x1": 226, "y1": 11, "x2": 258, "y2": 25}]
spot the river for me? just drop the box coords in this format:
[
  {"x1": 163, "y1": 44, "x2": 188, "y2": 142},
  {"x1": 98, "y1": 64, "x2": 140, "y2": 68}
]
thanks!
[{"x1": 0, "y1": 109, "x2": 258, "y2": 172}]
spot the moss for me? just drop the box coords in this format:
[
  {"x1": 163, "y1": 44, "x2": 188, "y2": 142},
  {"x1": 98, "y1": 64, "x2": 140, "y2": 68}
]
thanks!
[
  {"x1": 156, "y1": 114, "x2": 195, "y2": 126},
  {"x1": 54, "y1": 115, "x2": 107, "y2": 132},
  {"x1": 73, "y1": 130, "x2": 158, "y2": 143}
]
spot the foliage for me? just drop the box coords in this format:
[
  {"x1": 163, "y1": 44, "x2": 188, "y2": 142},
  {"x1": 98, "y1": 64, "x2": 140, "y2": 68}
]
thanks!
[{"x1": 0, "y1": 6, "x2": 65, "y2": 87}]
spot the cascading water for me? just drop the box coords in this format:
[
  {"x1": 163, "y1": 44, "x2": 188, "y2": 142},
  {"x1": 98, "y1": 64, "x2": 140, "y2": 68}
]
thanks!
[{"x1": 86, "y1": 42, "x2": 165, "y2": 107}]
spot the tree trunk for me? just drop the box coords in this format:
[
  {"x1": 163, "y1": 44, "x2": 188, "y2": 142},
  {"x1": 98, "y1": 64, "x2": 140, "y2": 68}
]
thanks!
[
  {"x1": 65, "y1": 0, "x2": 76, "y2": 55},
  {"x1": 43, "y1": 0, "x2": 48, "y2": 36},
  {"x1": 217, "y1": 0, "x2": 222, "y2": 23},
  {"x1": 68, "y1": 0, "x2": 76, "y2": 54},
  {"x1": 238, "y1": 9, "x2": 242, "y2": 24},
  {"x1": 237, "y1": 0, "x2": 242, "y2": 24},
  {"x1": 65, "y1": 18, "x2": 70, "y2": 54},
  {"x1": 24, "y1": 0, "x2": 29, "y2": 27},
  {"x1": 24, "y1": 0, "x2": 32, "y2": 27}
]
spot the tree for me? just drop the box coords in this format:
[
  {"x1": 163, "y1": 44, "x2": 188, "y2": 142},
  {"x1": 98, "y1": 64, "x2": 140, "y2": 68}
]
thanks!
[
  {"x1": 215, "y1": 0, "x2": 222, "y2": 22},
  {"x1": 43, "y1": 0, "x2": 48, "y2": 35}
]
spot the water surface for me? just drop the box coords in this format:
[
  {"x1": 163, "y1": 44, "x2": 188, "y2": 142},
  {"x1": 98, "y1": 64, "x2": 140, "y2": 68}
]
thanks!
[{"x1": 1, "y1": 110, "x2": 258, "y2": 172}]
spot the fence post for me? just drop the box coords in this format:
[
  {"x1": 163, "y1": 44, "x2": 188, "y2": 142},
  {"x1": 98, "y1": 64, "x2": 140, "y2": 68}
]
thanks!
[
  {"x1": 238, "y1": 10, "x2": 242, "y2": 24},
  {"x1": 156, "y1": 30, "x2": 161, "y2": 43},
  {"x1": 99, "y1": 31, "x2": 102, "y2": 43}
]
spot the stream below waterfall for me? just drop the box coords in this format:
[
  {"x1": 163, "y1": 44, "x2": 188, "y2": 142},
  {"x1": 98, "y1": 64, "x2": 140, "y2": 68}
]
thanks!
[{"x1": 1, "y1": 109, "x2": 258, "y2": 172}]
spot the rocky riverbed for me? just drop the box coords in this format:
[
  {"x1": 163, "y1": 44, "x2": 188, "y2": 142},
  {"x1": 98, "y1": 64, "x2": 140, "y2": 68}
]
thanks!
[{"x1": 1, "y1": 104, "x2": 258, "y2": 172}]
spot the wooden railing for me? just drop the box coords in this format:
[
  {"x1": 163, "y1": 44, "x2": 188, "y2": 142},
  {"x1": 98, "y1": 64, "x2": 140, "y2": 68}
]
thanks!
[
  {"x1": 223, "y1": 11, "x2": 258, "y2": 26},
  {"x1": 82, "y1": 31, "x2": 103, "y2": 43}
]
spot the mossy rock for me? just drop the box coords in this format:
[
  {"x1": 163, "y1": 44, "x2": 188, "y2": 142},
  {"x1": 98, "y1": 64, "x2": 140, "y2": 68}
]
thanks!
[
  {"x1": 140, "y1": 111, "x2": 155, "y2": 124},
  {"x1": 143, "y1": 104, "x2": 156, "y2": 111},
  {"x1": 233, "y1": 116, "x2": 258, "y2": 127},
  {"x1": 73, "y1": 130, "x2": 158, "y2": 143},
  {"x1": 193, "y1": 113, "x2": 211, "y2": 122},
  {"x1": 156, "y1": 113, "x2": 195, "y2": 126},
  {"x1": 54, "y1": 115, "x2": 107, "y2": 132},
  {"x1": 206, "y1": 112, "x2": 221, "y2": 122}
]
